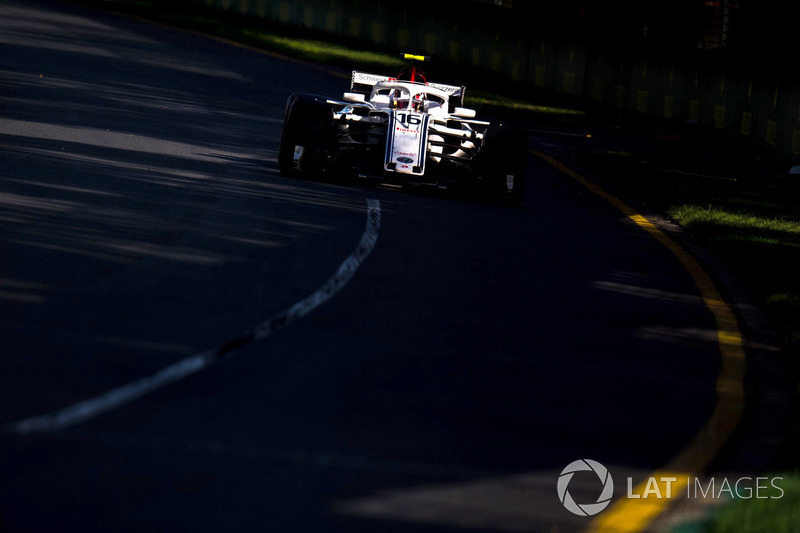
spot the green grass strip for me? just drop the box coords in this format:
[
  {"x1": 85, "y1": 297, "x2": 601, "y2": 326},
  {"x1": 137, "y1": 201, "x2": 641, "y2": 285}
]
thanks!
[{"x1": 703, "y1": 473, "x2": 800, "y2": 533}]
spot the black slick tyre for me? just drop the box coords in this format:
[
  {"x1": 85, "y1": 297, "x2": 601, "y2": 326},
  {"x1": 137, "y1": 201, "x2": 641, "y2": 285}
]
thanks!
[
  {"x1": 477, "y1": 124, "x2": 527, "y2": 206},
  {"x1": 278, "y1": 93, "x2": 337, "y2": 177}
]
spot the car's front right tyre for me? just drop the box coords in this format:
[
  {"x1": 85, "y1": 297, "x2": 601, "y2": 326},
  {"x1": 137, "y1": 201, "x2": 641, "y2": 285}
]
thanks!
[{"x1": 278, "y1": 94, "x2": 337, "y2": 178}]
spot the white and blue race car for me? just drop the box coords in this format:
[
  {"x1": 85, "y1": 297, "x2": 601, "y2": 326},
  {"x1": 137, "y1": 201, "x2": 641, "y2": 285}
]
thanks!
[{"x1": 278, "y1": 54, "x2": 526, "y2": 204}]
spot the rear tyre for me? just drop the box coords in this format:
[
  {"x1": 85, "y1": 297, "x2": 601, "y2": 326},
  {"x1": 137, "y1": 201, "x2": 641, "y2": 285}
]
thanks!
[
  {"x1": 278, "y1": 94, "x2": 337, "y2": 178},
  {"x1": 476, "y1": 124, "x2": 527, "y2": 206}
]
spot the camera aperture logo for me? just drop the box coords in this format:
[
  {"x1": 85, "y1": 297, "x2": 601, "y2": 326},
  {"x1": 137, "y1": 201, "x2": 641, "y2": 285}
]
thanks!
[{"x1": 557, "y1": 459, "x2": 614, "y2": 516}]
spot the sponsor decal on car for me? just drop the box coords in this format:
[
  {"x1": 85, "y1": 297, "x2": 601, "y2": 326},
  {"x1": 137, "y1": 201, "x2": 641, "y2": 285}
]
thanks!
[{"x1": 385, "y1": 110, "x2": 429, "y2": 175}]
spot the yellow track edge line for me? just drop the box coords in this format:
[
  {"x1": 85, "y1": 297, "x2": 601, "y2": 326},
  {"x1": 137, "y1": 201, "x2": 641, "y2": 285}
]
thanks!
[{"x1": 531, "y1": 150, "x2": 746, "y2": 532}]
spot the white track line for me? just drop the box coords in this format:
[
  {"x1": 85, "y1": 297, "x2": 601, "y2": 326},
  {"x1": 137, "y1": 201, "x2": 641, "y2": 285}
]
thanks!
[{"x1": 8, "y1": 198, "x2": 381, "y2": 434}]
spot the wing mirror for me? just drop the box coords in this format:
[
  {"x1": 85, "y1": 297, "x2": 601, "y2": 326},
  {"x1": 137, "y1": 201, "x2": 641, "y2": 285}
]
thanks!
[
  {"x1": 344, "y1": 92, "x2": 366, "y2": 103},
  {"x1": 452, "y1": 107, "x2": 476, "y2": 118}
]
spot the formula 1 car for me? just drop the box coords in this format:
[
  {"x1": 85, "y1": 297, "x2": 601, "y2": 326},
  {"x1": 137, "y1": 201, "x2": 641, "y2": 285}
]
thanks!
[{"x1": 278, "y1": 54, "x2": 526, "y2": 204}]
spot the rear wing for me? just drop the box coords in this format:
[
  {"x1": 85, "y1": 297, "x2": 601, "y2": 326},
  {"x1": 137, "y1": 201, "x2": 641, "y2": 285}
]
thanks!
[{"x1": 350, "y1": 71, "x2": 466, "y2": 110}]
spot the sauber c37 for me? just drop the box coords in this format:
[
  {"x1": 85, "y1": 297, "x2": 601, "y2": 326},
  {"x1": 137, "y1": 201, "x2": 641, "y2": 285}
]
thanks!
[{"x1": 278, "y1": 54, "x2": 526, "y2": 204}]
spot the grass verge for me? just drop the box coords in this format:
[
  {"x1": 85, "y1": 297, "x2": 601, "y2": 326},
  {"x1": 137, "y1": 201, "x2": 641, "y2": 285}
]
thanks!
[{"x1": 699, "y1": 473, "x2": 800, "y2": 533}]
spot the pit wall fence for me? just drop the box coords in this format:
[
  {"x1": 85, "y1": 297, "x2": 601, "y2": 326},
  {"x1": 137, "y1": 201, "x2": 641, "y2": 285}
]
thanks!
[{"x1": 202, "y1": 0, "x2": 800, "y2": 164}]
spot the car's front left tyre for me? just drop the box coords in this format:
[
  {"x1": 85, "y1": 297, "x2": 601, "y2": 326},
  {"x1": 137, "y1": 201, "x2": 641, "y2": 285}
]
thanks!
[{"x1": 475, "y1": 124, "x2": 527, "y2": 206}]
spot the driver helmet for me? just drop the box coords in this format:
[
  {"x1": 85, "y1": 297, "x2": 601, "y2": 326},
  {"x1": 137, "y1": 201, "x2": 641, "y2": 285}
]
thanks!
[{"x1": 411, "y1": 92, "x2": 428, "y2": 112}]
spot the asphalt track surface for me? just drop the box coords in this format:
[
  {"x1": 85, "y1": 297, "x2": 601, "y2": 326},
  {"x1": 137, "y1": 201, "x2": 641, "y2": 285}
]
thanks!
[{"x1": 0, "y1": 1, "x2": 731, "y2": 531}]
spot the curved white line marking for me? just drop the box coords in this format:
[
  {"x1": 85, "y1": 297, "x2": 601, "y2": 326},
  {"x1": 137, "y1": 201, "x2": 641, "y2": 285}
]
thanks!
[{"x1": 9, "y1": 198, "x2": 381, "y2": 434}]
